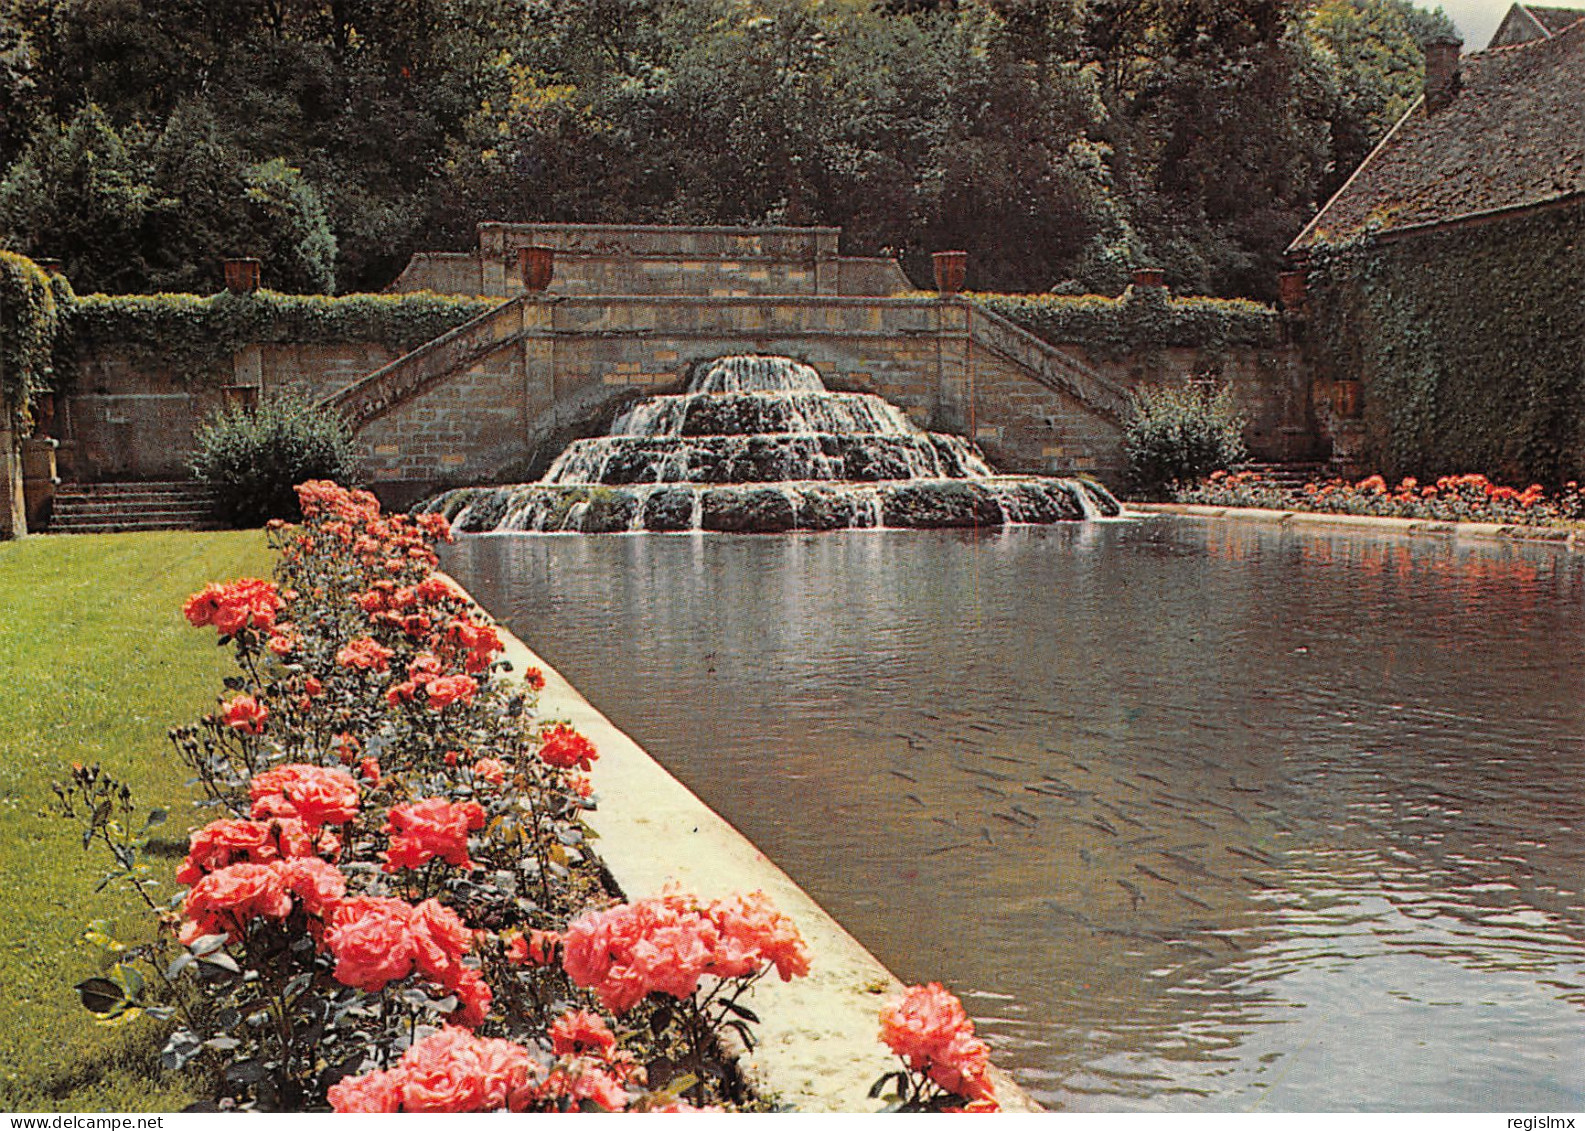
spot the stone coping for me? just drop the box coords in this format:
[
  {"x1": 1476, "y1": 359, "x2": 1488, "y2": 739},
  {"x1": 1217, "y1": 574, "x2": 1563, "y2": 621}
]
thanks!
[
  {"x1": 478, "y1": 221, "x2": 844, "y2": 238},
  {"x1": 444, "y1": 574, "x2": 1038, "y2": 1113},
  {"x1": 1132, "y1": 502, "x2": 1582, "y2": 547},
  {"x1": 534, "y1": 293, "x2": 963, "y2": 309}
]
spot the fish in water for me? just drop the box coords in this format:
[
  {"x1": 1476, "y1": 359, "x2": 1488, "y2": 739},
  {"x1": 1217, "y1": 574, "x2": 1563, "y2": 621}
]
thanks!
[
  {"x1": 1158, "y1": 850, "x2": 1219, "y2": 879},
  {"x1": 959, "y1": 764, "x2": 1017, "y2": 783},
  {"x1": 888, "y1": 768, "x2": 919, "y2": 783},
  {"x1": 1117, "y1": 878, "x2": 1145, "y2": 909},
  {"x1": 904, "y1": 793, "x2": 925, "y2": 807},
  {"x1": 975, "y1": 783, "x2": 1009, "y2": 799},
  {"x1": 1226, "y1": 845, "x2": 1282, "y2": 868},
  {"x1": 1135, "y1": 862, "x2": 1177, "y2": 886}
]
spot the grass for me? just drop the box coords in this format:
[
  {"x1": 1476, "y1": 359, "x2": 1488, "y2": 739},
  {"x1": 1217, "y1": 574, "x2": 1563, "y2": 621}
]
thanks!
[{"x1": 0, "y1": 530, "x2": 275, "y2": 1112}]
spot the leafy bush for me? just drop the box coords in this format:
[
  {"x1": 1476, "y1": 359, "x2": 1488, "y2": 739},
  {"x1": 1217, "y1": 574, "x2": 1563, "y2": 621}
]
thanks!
[
  {"x1": 1124, "y1": 382, "x2": 1247, "y2": 498},
  {"x1": 191, "y1": 396, "x2": 358, "y2": 526}
]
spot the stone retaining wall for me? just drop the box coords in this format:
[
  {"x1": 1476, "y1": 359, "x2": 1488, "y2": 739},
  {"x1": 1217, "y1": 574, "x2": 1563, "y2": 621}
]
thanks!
[
  {"x1": 1133, "y1": 502, "x2": 1584, "y2": 547},
  {"x1": 344, "y1": 294, "x2": 1306, "y2": 506},
  {"x1": 55, "y1": 343, "x2": 400, "y2": 482}
]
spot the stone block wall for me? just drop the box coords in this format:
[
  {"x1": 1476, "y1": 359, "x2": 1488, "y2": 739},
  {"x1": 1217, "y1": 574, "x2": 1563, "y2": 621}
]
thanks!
[{"x1": 58, "y1": 342, "x2": 399, "y2": 482}]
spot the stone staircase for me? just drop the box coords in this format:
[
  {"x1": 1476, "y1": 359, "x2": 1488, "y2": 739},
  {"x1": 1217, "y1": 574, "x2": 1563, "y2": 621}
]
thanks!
[{"x1": 47, "y1": 481, "x2": 221, "y2": 534}]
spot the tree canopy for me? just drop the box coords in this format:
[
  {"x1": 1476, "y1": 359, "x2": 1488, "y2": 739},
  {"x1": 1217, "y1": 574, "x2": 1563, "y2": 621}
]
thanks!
[{"x1": 0, "y1": 0, "x2": 1455, "y2": 298}]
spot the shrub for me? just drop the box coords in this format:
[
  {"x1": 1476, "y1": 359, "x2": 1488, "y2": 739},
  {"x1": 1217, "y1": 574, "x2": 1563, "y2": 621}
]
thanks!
[
  {"x1": 1124, "y1": 382, "x2": 1247, "y2": 499},
  {"x1": 191, "y1": 396, "x2": 359, "y2": 526}
]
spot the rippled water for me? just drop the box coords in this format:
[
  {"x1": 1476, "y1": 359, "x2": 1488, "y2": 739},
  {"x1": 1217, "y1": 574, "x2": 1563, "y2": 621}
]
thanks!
[{"x1": 443, "y1": 519, "x2": 1585, "y2": 1111}]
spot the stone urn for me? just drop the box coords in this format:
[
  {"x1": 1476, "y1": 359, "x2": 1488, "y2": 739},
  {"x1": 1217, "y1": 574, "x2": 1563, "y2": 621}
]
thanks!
[
  {"x1": 932, "y1": 250, "x2": 967, "y2": 295},
  {"x1": 518, "y1": 245, "x2": 555, "y2": 292},
  {"x1": 223, "y1": 257, "x2": 262, "y2": 294},
  {"x1": 1132, "y1": 267, "x2": 1166, "y2": 289}
]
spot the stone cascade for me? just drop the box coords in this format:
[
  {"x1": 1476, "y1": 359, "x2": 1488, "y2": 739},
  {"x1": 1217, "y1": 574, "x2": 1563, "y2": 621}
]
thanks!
[{"x1": 422, "y1": 355, "x2": 1121, "y2": 533}]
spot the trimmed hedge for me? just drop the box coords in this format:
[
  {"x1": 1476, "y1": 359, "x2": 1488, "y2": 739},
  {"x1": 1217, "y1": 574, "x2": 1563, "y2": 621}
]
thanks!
[
  {"x1": 969, "y1": 288, "x2": 1281, "y2": 357},
  {"x1": 65, "y1": 290, "x2": 497, "y2": 385}
]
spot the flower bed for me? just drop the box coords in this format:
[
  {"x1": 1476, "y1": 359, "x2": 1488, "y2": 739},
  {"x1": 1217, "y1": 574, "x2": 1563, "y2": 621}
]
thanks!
[
  {"x1": 52, "y1": 481, "x2": 998, "y2": 1113},
  {"x1": 1177, "y1": 470, "x2": 1585, "y2": 528}
]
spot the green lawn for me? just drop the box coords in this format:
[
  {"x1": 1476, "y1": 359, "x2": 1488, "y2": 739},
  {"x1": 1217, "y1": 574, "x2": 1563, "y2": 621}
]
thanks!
[{"x1": 0, "y1": 530, "x2": 274, "y2": 1112}]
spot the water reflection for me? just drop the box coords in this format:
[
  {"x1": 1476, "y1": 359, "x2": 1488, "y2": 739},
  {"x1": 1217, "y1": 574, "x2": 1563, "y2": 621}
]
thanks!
[{"x1": 444, "y1": 520, "x2": 1585, "y2": 1111}]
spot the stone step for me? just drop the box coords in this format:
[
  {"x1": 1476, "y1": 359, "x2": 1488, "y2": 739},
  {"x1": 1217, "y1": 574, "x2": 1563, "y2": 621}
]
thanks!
[
  {"x1": 62, "y1": 480, "x2": 215, "y2": 496},
  {"x1": 54, "y1": 496, "x2": 214, "y2": 513},
  {"x1": 46, "y1": 481, "x2": 222, "y2": 534}
]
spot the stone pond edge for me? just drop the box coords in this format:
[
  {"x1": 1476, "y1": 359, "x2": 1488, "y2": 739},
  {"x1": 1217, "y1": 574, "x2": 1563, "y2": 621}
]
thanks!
[
  {"x1": 1130, "y1": 502, "x2": 1583, "y2": 547},
  {"x1": 439, "y1": 573, "x2": 1040, "y2": 1113}
]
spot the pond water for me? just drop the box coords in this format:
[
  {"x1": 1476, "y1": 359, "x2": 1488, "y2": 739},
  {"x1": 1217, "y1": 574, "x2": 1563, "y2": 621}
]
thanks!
[{"x1": 442, "y1": 518, "x2": 1585, "y2": 1112}]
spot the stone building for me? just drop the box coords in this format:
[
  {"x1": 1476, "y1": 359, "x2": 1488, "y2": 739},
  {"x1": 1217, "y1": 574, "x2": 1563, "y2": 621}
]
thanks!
[{"x1": 1287, "y1": 11, "x2": 1585, "y2": 480}]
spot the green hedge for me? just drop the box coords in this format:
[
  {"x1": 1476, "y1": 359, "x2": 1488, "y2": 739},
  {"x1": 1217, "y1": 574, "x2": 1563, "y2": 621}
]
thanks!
[
  {"x1": 1307, "y1": 204, "x2": 1585, "y2": 485},
  {"x1": 0, "y1": 252, "x2": 67, "y2": 429},
  {"x1": 65, "y1": 290, "x2": 497, "y2": 385},
  {"x1": 968, "y1": 288, "x2": 1281, "y2": 356}
]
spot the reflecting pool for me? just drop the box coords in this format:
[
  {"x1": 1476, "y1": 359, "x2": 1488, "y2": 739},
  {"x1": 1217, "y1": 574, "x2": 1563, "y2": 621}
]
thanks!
[{"x1": 443, "y1": 518, "x2": 1585, "y2": 1111}]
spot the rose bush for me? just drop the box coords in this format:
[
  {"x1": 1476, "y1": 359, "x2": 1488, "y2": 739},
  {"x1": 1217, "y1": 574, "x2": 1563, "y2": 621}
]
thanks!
[
  {"x1": 55, "y1": 478, "x2": 1003, "y2": 1112},
  {"x1": 52, "y1": 479, "x2": 815, "y2": 1112}
]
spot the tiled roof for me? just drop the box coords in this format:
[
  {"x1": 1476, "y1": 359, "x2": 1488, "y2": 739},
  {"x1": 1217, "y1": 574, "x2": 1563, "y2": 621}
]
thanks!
[
  {"x1": 1290, "y1": 18, "x2": 1585, "y2": 250},
  {"x1": 1487, "y1": 5, "x2": 1583, "y2": 49},
  {"x1": 1528, "y1": 5, "x2": 1585, "y2": 33}
]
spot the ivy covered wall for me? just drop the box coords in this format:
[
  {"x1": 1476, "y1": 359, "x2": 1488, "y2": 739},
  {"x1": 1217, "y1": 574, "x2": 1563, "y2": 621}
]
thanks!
[
  {"x1": 1307, "y1": 203, "x2": 1585, "y2": 484},
  {"x1": 0, "y1": 251, "x2": 67, "y2": 429}
]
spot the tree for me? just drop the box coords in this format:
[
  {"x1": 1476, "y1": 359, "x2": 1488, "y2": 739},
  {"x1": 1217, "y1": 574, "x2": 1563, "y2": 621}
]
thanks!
[{"x1": 1306, "y1": 0, "x2": 1457, "y2": 197}]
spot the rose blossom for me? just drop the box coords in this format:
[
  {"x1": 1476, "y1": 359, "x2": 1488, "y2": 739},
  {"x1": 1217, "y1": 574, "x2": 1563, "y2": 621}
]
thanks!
[
  {"x1": 222, "y1": 694, "x2": 268, "y2": 735},
  {"x1": 538, "y1": 724, "x2": 597, "y2": 772},
  {"x1": 879, "y1": 983, "x2": 995, "y2": 1102},
  {"x1": 249, "y1": 764, "x2": 360, "y2": 828},
  {"x1": 381, "y1": 798, "x2": 486, "y2": 872}
]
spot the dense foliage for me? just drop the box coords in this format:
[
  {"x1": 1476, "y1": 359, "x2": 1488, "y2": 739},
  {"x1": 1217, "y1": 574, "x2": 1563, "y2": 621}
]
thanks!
[
  {"x1": 1179, "y1": 469, "x2": 1585, "y2": 528},
  {"x1": 67, "y1": 290, "x2": 494, "y2": 383},
  {"x1": 190, "y1": 396, "x2": 360, "y2": 526},
  {"x1": 1306, "y1": 204, "x2": 1585, "y2": 485},
  {"x1": 0, "y1": 0, "x2": 1451, "y2": 298},
  {"x1": 1124, "y1": 381, "x2": 1248, "y2": 498},
  {"x1": 0, "y1": 249, "x2": 64, "y2": 427}
]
